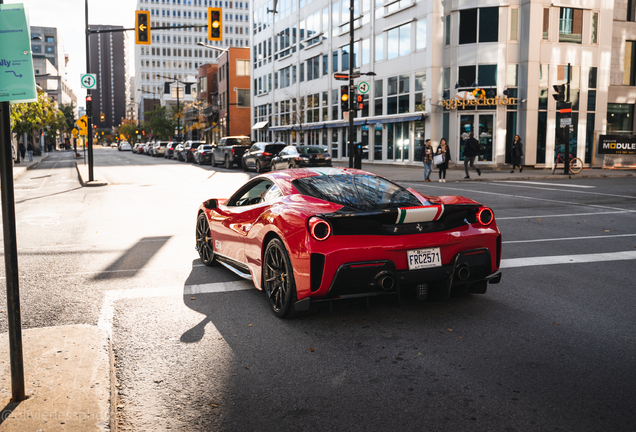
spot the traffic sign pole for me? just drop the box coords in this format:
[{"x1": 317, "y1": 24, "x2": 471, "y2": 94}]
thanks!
[{"x1": 85, "y1": 0, "x2": 94, "y2": 182}]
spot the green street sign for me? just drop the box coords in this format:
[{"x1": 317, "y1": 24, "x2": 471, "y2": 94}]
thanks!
[
  {"x1": 81, "y1": 74, "x2": 96, "y2": 89},
  {"x1": 358, "y1": 81, "x2": 370, "y2": 94},
  {"x1": 0, "y1": 4, "x2": 37, "y2": 103}
]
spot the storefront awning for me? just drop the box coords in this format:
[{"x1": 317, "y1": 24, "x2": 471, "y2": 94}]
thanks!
[
  {"x1": 366, "y1": 112, "x2": 428, "y2": 124},
  {"x1": 269, "y1": 125, "x2": 293, "y2": 131},
  {"x1": 252, "y1": 121, "x2": 269, "y2": 130},
  {"x1": 293, "y1": 123, "x2": 325, "y2": 130},
  {"x1": 323, "y1": 118, "x2": 367, "y2": 128}
]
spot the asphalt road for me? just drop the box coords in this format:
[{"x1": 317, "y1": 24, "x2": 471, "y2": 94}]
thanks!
[{"x1": 1, "y1": 148, "x2": 635, "y2": 431}]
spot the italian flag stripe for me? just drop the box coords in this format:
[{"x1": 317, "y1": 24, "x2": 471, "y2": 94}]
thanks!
[{"x1": 395, "y1": 205, "x2": 444, "y2": 224}]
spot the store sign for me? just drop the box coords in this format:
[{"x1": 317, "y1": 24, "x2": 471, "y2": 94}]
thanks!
[
  {"x1": 441, "y1": 95, "x2": 516, "y2": 110},
  {"x1": 598, "y1": 135, "x2": 636, "y2": 155},
  {"x1": 0, "y1": 4, "x2": 37, "y2": 103}
]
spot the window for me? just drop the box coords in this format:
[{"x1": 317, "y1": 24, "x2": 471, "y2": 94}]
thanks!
[
  {"x1": 510, "y1": 9, "x2": 518, "y2": 41},
  {"x1": 543, "y1": 8, "x2": 549, "y2": 40},
  {"x1": 362, "y1": 39, "x2": 370, "y2": 65},
  {"x1": 591, "y1": 12, "x2": 598, "y2": 44},
  {"x1": 417, "y1": 19, "x2": 426, "y2": 50},
  {"x1": 478, "y1": 65, "x2": 497, "y2": 87},
  {"x1": 479, "y1": 8, "x2": 498, "y2": 42},
  {"x1": 458, "y1": 66, "x2": 476, "y2": 88},
  {"x1": 306, "y1": 56, "x2": 320, "y2": 81},
  {"x1": 45, "y1": 35, "x2": 54, "y2": 42},
  {"x1": 559, "y1": 8, "x2": 582, "y2": 44},
  {"x1": 32, "y1": 45, "x2": 41, "y2": 53},
  {"x1": 237, "y1": 89, "x2": 250, "y2": 107},
  {"x1": 374, "y1": 79, "x2": 383, "y2": 116},
  {"x1": 332, "y1": 50, "x2": 338, "y2": 72},
  {"x1": 323, "y1": 54, "x2": 328, "y2": 76},
  {"x1": 387, "y1": 75, "x2": 409, "y2": 115},
  {"x1": 459, "y1": 9, "x2": 477, "y2": 44},
  {"x1": 375, "y1": 34, "x2": 383, "y2": 61},
  {"x1": 45, "y1": 46, "x2": 55, "y2": 54},
  {"x1": 629, "y1": 0, "x2": 636, "y2": 22},
  {"x1": 607, "y1": 104, "x2": 634, "y2": 135},
  {"x1": 387, "y1": 23, "x2": 411, "y2": 59},
  {"x1": 624, "y1": 41, "x2": 636, "y2": 86},
  {"x1": 445, "y1": 15, "x2": 450, "y2": 45}
]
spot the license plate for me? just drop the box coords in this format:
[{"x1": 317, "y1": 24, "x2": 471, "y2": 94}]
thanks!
[{"x1": 407, "y1": 247, "x2": 442, "y2": 270}]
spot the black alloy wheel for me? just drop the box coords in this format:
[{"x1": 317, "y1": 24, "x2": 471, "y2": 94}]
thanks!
[
  {"x1": 224, "y1": 155, "x2": 232, "y2": 169},
  {"x1": 256, "y1": 160, "x2": 263, "y2": 173},
  {"x1": 196, "y1": 213, "x2": 216, "y2": 266},
  {"x1": 263, "y1": 238, "x2": 296, "y2": 318}
]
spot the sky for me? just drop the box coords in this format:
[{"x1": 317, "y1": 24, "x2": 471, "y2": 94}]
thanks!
[{"x1": 6, "y1": 0, "x2": 138, "y2": 109}]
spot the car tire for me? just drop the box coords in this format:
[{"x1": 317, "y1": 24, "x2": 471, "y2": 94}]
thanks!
[
  {"x1": 224, "y1": 155, "x2": 231, "y2": 169},
  {"x1": 263, "y1": 238, "x2": 297, "y2": 318},
  {"x1": 210, "y1": 154, "x2": 216, "y2": 166},
  {"x1": 242, "y1": 159, "x2": 249, "y2": 172},
  {"x1": 196, "y1": 212, "x2": 216, "y2": 266},
  {"x1": 256, "y1": 160, "x2": 263, "y2": 173}
]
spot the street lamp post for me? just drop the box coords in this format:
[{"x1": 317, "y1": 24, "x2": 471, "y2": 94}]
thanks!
[{"x1": 156, "y1": 75, "x2": 194, "y2": 142}]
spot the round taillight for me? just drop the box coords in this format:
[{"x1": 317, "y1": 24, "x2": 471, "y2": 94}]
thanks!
[
  {"x1": 308, "y1": 217, "x2": 332, "y2": 241},
  {"x1": 477, "y1": 207, "x2": 494, "y2": 225}
]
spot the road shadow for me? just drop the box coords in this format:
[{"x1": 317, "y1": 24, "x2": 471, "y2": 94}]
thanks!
[{"x1": 91, "y1": 236, "x2": 171, "y2": 280}]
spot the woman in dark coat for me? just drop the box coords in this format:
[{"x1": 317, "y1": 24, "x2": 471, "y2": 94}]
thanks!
[
  {"x1": 511, "y1": 134, "x2": 524, "y2": 173},
  {"x1": 435, "y1": 138, "x2": 451, "y2": 182}
]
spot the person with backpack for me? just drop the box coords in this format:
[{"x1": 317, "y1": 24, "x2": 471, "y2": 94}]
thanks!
[{"x1": 463, "y1": 132, "x2": 481, "y2": 179}]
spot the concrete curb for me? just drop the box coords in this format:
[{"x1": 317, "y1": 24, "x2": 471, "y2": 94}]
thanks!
[
  {"x1": 0, "y1": 325, "x2": 112, "y2": 431},
  {"x1": 74, "y1": 161, "x2": 108, "y2": 187},
  {"x1": 391, "y1": 172, "x2": 636, "y2": 183},
  {"x1": 12, "y1": 154, "x2": 50, "y2": 180}
]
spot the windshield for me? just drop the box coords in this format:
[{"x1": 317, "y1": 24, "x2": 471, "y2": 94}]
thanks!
[
  {"x1": 298, "y1": 146, "x2": 324, "y2": 154},
  {"x1": 292, "y1": 174, "x2": 424, "y2": 211},
  {"x1": 225, "y1": 138, "x2": 251, "y2": 146}
]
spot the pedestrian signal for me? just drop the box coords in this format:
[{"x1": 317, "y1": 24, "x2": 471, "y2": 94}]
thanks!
[
  {"x1": 208, "y1": 8, "x2": 222, "y2": 41},
  {"x1": 135, "y1": 10, "x2": 151, "y2": 45},
  {"x1": 356, "y1": 94, "x2": 363, "y2": 111},
  {"x1": 340, "y1": 85, "x2": 349, "y2": 112},
  {"x1": 552, "y1": 84, "x2": 566, "y2": 102}
]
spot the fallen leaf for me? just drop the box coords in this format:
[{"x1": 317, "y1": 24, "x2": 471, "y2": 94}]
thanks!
[
  {"x1": 190, "y1": 297, "x2": 196, "y2": 300},
  {"x1": 459, "y1": 336, "x2": 463, "y2": 339},
  {"x1": 604, "y1": 230, "x2": 610, "y2": 232},
  {"x1": 210, "y1": 404, "x2": 218, "y2": 408},
  {"x1": 553, "y1": 322, "x2": 560, "y2": 325},
  {"x1": 447, "y1": 328, "x2": 453, "y2": 332},
  {"x1": 309, "y1": 347, "x2": 315, "y2": 352},
  {"x1": 244, "y1": 366, "x2": 250, "y2": 369},
  {"x1": 248, "y1": 324, "x2": 253, "y2": 327},
  {"x1": 536, "y1": 218, "x2": 541, "y2": 221}
]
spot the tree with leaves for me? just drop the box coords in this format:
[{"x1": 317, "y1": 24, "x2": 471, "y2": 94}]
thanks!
[{"x1": 10, "y1": 91, "x2": 58, "y2": 152}]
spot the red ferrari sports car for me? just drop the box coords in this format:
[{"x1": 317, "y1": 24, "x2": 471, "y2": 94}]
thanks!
[{"x1": 196, "y1": 167, "x2": 502, "y2": 318}]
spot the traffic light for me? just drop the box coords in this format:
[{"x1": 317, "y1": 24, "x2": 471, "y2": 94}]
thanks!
[
  {"x1": 208, "y1": 8, "x2": 222, "y2": 41},
  {"x1": 552, "y1": 84, "x2": 566, "y2": 102},
  {"x1": 340, "y1": 85, "x2": 349, "y2": 113},
  {"x1": 356, "y1": 93, "x2": 363, "y2": 111},
  {"x1": 86, "y1": 95, "x2": 93, "y2": 116},
  {"x1": 135, "y1": 10, "x2": 151, "y2": 45},
  {"x1": 100, "y1": 113, "x2": 105, "y2": 122}
]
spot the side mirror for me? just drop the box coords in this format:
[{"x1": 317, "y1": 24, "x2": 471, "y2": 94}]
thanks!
[{"x1": 203, "y1": 199, "x2": 218, "y2": 210}]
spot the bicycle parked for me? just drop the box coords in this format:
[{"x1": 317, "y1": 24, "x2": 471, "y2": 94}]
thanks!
[{"x1": 552, "y1": 152, "x2": 583, "y2": 175}]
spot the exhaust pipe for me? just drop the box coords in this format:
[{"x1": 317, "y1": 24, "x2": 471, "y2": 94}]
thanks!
[
  {"x1": 457, "y1": 265, "x2": 470, "y2": 281},
  {"x1": 375, "y1": 272, "x2": 395, "y2": 291}
]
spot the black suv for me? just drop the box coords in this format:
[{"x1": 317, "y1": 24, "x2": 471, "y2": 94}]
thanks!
[{"x1": 241, "y1": 142, "x2": 286, "y2": 173}]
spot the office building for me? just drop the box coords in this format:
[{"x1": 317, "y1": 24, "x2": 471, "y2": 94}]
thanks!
[
  {"x1": 250, "y1": 0, "x2": 614, "y2": 168},
  {"x1": 89, "y1": 25, "x2": 130, "y2": 130}
]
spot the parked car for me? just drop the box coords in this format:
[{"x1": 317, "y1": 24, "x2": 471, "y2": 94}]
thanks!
[
  {"x1": 180, "y1": 140, "x2": 205, "y2": 162},
  {"x1": 164, "y1": 141, "x2": 181, "y2": 159},
  {"x1": 132, "y1": 143, "x2": 140, "y2": 153},
  {"x1": 195, "y1": 167, "x2": 502, "y2": 318},
  {"x1": 174, "y1": 144, "x2": 185, "y2": 161},
  {"x1": 211, "y1": 136, "x2": 251, "y2": 168},
  {"x1": 111, "y1": 142, "x2": 119, "y2": 148},
  {"x1": 146, "y1": 142, "x2": 158, "y2": 156},
  {"x1": 152, "y1": 141, "x2": 169, "y2": 157},
  {"x1": 192, "y1": 144, "x2": 214, "y2": 164},
  {"x1": 242, "y1": 142, "x2": 286, "y2": 173},
  {"x1": 271, "y1": 145, "x2": 332, "y2": 170},
  {"x1": 136, "y1": 143, "x2": 147, "y2": 154},
  {"x1": 120, "y1": 142, "x2": 132, "y2": 151}
]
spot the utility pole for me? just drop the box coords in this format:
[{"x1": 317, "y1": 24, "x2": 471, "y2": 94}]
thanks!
[
  {"x1": 0, "y1": 0, "x2": 26, "y2": 403},
  {"x1": 85, "y1": 0, "x2": 94, "y2": 181},
  {"x1": 564, "y1": 63, "x2": 571, "y2": 175}
]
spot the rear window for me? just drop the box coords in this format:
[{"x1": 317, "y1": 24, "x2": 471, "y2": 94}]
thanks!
[
  {"x1": 225, "y1": 138, "x2": 251, "y2": 146},
  {"x1": 298, "y1": 146, "x2": 325, "y2": 155},
  {"x1": 201, "y1": 145, "x2": 213, "y2": 150},
  {"x1": 265, "y1": 144, "x2": 286, "y2": 153},
  {"x1": 191, "y1": 142, "x2": 204, "y2": 149},
  {"x1": 159, "y1": 142, "x2": 168, "y2": 147},
  {"x1": 292, "y1": 174, "x2": 423, "y2": 211}
]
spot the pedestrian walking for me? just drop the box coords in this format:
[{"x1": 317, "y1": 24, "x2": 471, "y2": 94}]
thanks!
[
  {"x1": 511, "y1": 134, "x2": 524, "y2": 173},
  {"x1": 435, "y1": 138, "x2": 451, "y2": 182},
  {"x1": 422, "y1": 139, "x2": 434, "y2": 182},
  {"x1": 463, "y1": 132, "x2": 481, "y2": 179},
  {"x1": 27, "y1": 142, "x2": 34, "y2": 162},
  {"x1": 19, "y1": 141, "x2": 26, "y2": 160}
]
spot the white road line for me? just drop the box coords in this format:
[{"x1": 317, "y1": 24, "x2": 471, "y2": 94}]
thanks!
[
  {"x1": 488, "y1": 182, "x2": 636, "y2": 199},
  {"x1": 500, "y1": 250, "x2": 636, "y2": 269},
  {"x1": 497, "y1": 210, "x2": 635, "y2": 220},
  {"x1": 405, "y1": 182, "x2": 633, "y2": 212},
  {"x1": 499, "y1": 181, "x2": 596, "y2": 188},
  {"x1": 97, "y1": 280, "x2": 255, "y2": 336},
  {"x1": 503, "y1": 233, "x2": 636, "y2": 244}
]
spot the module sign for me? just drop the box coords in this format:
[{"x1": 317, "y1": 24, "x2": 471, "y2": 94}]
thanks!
[
  {"x1": 0, "y1": 4, "x2": 37, "y2": 103},
  {"x1": 598, "y1": 135, "x2": 636, "y2": 155}
]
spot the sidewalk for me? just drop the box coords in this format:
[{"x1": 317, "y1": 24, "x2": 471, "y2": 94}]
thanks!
[
  {"x1": 11, "y1": 153, "x2": 50, "y2": 179},
  {"x1": 334, "y1": 161, "x2": 636, "y2": 183}
]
